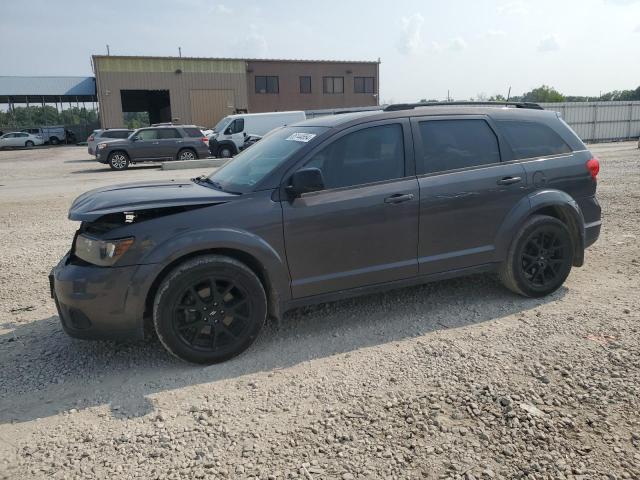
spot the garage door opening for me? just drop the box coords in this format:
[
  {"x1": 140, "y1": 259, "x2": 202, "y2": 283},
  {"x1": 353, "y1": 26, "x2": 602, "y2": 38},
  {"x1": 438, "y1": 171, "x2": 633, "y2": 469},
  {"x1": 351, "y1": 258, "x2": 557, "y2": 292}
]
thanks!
[{"x1": 120, "y1": 90, "x2": 171, "y2": 127}]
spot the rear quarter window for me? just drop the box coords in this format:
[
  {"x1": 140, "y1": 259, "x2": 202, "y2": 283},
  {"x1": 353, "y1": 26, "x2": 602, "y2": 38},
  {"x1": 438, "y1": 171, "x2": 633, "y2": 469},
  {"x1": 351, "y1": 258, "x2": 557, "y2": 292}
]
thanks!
[
  {"x1": 183, "y1": 127, "x2": 205, "y2": 137},
  {"x1": 497, "y1": 121, "x2": 572, "y2": 159},
  {"x1": 417, "y1": 119, "x2": 500, "y2": 174}
]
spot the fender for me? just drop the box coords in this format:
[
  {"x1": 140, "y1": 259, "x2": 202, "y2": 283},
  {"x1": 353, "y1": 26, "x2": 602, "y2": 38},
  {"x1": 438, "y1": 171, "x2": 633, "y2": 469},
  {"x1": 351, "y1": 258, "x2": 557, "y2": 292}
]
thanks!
[
  {"x1": 128, "y1": 227, "x2": 291, "y2": 320},
  {"x1": 494, "y1": 189, "x2": 586, "y2": 267}
]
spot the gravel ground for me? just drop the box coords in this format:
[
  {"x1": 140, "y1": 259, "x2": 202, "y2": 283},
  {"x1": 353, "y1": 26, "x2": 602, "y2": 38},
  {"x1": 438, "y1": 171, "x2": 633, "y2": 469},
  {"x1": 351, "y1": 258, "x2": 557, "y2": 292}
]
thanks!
[{"x1": 0, "y1": 143, "x2": 639, "y2": 480}]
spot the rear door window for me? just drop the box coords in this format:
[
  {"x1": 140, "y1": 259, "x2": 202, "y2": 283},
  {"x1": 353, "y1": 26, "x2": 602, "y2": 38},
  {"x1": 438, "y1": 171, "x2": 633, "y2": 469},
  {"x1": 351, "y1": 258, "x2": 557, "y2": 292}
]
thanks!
[
  {"x1": 136, "y1": 129, "x2": 158, "y2": 141},
  {"x1": 497, "y1": 121, "x2": 572, "y2": 159},
  {"x1": 305, "y1": 124, "x2": 405, "y2": 189},
  {"x1": 417, "y1": 119, "x2": 500, "y2": 174},
  {"x1": 157, "y1": 128, "x2": 181, "y2": 139}
]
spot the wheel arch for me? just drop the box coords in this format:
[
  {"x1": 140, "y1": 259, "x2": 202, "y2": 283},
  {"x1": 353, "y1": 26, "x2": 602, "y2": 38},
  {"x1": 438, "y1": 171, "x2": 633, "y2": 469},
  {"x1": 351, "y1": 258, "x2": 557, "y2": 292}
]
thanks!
[
  {"x1": 495, "y1": 189, "x2": 586, "y2": 267},
  {"x1": 143, "y1": 247, "x2": 283, "y2": 333}
]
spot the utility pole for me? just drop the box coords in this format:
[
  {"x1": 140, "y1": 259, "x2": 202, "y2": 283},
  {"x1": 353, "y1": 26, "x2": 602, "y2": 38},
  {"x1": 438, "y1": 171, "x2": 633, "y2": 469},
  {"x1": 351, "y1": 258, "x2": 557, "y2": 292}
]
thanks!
[
  {"x1": 507, "y1": 86, "x2": 511, "y2": 101},
  {"x1": 178, "y1": 47, "x2": 182, "y2": 57},
  {"x1": 106, "y1": 44, "x2": 110, "y2": 56}
]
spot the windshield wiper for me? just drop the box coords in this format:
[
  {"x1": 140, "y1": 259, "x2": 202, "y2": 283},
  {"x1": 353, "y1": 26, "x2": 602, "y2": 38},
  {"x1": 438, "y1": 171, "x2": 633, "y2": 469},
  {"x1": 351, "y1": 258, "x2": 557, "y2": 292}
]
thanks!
[{"x1": 192, "y1": 176, "x2": 241, "y2": 194}]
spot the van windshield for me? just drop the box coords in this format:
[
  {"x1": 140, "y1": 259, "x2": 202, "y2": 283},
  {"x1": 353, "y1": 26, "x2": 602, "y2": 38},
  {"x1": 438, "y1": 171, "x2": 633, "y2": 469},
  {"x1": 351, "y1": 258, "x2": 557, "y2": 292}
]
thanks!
[
  {"x1": 213, "y1": 117, "x2": 231, "y2": 133},
  {"x1": 208, "y1": 126, "x2": 326, "y2": 193}
]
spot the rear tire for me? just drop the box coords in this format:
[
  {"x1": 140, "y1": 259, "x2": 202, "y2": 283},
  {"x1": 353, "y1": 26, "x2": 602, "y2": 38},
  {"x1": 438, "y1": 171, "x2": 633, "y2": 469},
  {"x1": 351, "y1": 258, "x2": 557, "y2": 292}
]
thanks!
[
  {"x1": 499, "y1": 215, "x2": 574, "y2": 297},
  {"x1": 25, "y1": 141, "x2": 34, "y2": 148},
  {"x1": 153, "y1": 255, "x2": 267, "y2": 364},
  {"x1": 49, "y1": 137, "x2": 60, "y2": 145},
  {"x1": 108, "y1": 151, "x2": 130, "y2": 170},
  {"x1": 178, "y1": 148, "x2": 197, "y2": 161}
]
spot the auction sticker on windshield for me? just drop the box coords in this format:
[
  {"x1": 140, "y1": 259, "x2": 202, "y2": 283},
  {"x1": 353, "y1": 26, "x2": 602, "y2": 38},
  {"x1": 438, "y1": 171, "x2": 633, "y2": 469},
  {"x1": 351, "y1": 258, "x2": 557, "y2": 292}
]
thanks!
[{"x1": 285, "y1": 133, "x2": 316, "y2": 143}]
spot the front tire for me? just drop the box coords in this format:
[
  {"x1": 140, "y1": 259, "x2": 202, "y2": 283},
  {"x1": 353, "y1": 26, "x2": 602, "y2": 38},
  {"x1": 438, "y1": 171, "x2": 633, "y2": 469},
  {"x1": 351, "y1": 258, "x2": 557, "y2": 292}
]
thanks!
[
  {"x1": 499, "y1": 215, "x2": 574, "y2": 297},
  {"x1": 108, "y1": 152, "x2": 130, "y2": 170},
  {"x1": 25, "y1": 141, "x2": 34, "y2": 148},
  {"x1": 153, "y1": 255, "x2": 267, "y2": 364},
  {"x1": 217, "y1": 145, "x2": 234, "y2": 158}
]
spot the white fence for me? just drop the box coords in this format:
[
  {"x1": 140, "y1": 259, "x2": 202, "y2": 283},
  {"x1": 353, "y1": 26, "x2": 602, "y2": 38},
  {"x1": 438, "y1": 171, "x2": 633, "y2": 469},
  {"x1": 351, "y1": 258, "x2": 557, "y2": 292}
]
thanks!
[
  {"x1": 539, "y1": 101, "x2": 640, "y2": 143},
  {"x1": 305, "y1": 101, "x2": 640, "y2": 143}
]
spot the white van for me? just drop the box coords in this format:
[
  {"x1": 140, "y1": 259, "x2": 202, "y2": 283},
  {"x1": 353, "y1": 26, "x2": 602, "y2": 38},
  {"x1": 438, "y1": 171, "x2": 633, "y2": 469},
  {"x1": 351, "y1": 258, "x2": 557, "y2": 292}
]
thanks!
[{"x1": 208, "y1": 111, "x2": 306, "y2": 157}]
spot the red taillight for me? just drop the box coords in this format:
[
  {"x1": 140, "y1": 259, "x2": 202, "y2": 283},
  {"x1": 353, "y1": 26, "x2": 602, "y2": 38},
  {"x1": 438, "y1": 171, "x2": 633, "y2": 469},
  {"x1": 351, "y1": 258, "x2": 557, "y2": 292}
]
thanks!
[
  {"x1": 202, "y1": 137, "x2": 209, "y2": 144},
  {"x1": 88, "y1": 135, "x2": 95, "y2": 141},
  {"x1": 586, "y1": 157, "x2": 600, "y2": 180}
]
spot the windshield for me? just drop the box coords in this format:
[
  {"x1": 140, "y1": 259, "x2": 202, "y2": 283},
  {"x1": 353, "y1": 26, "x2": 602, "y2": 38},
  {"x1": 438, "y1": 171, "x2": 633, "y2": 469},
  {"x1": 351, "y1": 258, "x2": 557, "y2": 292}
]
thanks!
[
  {"x1": 208, "y1": 126, "x2": 327, "y2": 193},
  {"x1": 212, "y1": 116, "x2": 231, "y2": 133}
]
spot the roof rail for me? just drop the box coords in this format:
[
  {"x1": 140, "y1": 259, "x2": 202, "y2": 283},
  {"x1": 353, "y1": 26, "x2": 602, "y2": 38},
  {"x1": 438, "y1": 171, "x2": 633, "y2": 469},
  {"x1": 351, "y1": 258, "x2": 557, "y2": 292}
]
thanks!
[{"x1": 383, "y1": 101, "x2": 544, "y2": 112}]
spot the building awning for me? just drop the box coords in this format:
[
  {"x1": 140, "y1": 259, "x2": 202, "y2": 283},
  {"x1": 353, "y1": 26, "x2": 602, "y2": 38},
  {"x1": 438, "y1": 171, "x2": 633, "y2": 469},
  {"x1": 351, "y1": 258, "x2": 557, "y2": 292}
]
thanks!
[{"x1": 0, "y1": 76, "x2": 97, "y2": 103}]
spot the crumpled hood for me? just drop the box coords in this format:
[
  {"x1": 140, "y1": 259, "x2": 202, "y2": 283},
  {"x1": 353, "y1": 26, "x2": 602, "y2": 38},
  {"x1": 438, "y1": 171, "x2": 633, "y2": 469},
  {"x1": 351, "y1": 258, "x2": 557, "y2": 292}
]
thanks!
[{"x1": 69, "y1": 180, "x2": 237, "y2": 221}]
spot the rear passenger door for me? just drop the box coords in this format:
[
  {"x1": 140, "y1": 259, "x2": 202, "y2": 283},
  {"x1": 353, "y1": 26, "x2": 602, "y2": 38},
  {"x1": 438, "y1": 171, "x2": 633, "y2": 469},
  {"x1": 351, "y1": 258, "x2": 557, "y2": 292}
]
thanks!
[
  {"x1": 412, "y1": 116, "x2": 527, "y2": 275},
  {"x1": 156, "y1": 128, "x2": 183, "y2": 159}
]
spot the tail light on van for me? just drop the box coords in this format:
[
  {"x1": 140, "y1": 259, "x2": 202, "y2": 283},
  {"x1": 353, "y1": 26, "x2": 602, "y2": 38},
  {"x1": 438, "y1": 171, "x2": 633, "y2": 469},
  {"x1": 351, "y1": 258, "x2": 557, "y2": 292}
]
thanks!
[
  {"x1": 201, "y1": 137, "x2": 209, "y2": 144},
  {"x1": 88, "y1": 135, "x2": 95, "y2": 142},
  {"x1": 586, "y1": 158, "x2": 600, "y2": 180}
]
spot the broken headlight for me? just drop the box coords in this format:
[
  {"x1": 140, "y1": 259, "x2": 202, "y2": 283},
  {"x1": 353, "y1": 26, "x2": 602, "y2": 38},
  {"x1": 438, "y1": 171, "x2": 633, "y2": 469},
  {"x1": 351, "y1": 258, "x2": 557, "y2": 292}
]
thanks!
[{"x1": 74, "y1": 234, "x2": 135, "y2": 266}]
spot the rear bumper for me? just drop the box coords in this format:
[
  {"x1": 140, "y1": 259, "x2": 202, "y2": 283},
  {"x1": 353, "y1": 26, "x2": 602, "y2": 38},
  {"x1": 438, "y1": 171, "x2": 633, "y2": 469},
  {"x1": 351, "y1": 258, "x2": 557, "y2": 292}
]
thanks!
[
  {"x1": 50, "y1": 254, "x2": 157, "y2": 340},
  {"x1": 88, "y1": 146, "x2": 94, "y2": 155},
  {"x1": 584, "y1": 220, "x2": 601, "y2": 249}
]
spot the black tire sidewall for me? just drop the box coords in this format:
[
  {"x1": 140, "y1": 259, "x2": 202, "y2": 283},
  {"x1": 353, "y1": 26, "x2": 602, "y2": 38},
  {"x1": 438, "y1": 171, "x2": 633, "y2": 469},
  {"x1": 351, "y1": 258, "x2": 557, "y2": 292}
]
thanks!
[
  {"x1": 25, "y1": 141, "x2": 34, "y2": 148},
  {"x1": 109, "y1": 152, "x2": 129, "y2": 170},
  {"x1": 154, "y1": 257, "x2": 266, "y2": 364},
  {"x1": 218, "y1": 146, "x2": 232, "y2": 158},
  {"x1": 510, "y1": 217, "x2": 574, "y2": 297}
]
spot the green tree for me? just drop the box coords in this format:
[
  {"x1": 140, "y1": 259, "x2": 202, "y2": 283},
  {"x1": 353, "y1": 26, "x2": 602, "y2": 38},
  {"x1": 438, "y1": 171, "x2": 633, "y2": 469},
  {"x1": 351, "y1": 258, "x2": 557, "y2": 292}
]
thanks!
[{"x1": 520, "y1": 85, "x2": 565, "y2": 103}]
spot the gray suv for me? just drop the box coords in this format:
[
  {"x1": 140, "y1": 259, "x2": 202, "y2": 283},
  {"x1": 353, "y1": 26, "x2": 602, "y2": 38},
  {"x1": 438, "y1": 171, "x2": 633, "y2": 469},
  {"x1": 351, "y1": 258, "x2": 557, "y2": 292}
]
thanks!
[
  {"x1": 50, "y1": 102, "x2": 601, "y2": 364},
  {"x1": 96, "y1": 125, "x2": 210, "y2": 170}
]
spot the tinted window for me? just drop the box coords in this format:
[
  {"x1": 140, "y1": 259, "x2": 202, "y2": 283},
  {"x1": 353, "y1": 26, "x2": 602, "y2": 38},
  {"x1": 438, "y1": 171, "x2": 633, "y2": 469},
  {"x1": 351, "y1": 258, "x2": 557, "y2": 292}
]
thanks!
[
  {"x1": 228, "y1": 119, "x2": 244, "y2": 134},
  {"x1": 497, "y1": 121, "x2": 572, "y2": 159},
  {"x1": 183, "y1": 127, "x2": 204, "y2": 138},
  {"x1": 135, "y1": 129, "x2": 159, "y2": 140},
  {"x1": 103, "y1": 130, "x2": 131, "y2": 139},
  {"x1": 300, "y1": 76, "x2": 311, "y2": 94},
  {"x1": 418, "y1": 120, "x2": 500, "y2": 174},
  {"x1": 306, "y1": 124, "x2": 404, "y2": 189},
  {"x1": 157, "y1": 128, "x2": 181, "y2": 139},
  {"x1": 354, "y1": 77, "x2": 375, "y2": 93},
  {"x1": 323, "y1": 77, "x2": 344, "y2": 94},
  {"x1": 255, "y1": 76, "x2": 279, "y2": 93}
]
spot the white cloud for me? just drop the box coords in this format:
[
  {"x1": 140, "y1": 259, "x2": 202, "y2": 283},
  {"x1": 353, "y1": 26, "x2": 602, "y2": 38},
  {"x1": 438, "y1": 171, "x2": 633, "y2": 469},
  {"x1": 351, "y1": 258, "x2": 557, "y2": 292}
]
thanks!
[
  {"x1": 232, "y1": 26, "x2": 268, "y2": 57},
  {"x1": 604, "y1": 0, "x2": 640, "y2": 4},
  {"x1": 537, "y1": 34, "x2": 561, "y2": 52},
  {"x1": 210, "y1": 4, "x2": 231, "y2": 14},
  {"x1": 430, "y1": 41, "x2": 444, "y2": 53},
  {"x1": 397, "y1": 13, "x2": 424, "y2": 54},
  {"x1": 498, "y1": 1, "x2": 529, "y2": 15},
  {"x1": 634, "y1": 24, "x2": 640, "y2": 32},
  {"x1": 486, "y1": 29, "x2": 507, "y2": 38},
  {"x1": 448, "y1": 37, "x2": 467, "y2": 51}
]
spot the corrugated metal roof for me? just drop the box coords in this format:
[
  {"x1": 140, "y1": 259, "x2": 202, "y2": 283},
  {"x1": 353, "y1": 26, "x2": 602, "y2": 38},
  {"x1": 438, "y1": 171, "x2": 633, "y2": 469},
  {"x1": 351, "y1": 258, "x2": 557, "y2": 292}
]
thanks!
[
  {"x1": 0, "y1": 76, "x2": 96, "y2": 96},
  {"x1": 92, "y1": 55, "x2": 379, "y2": 65}
]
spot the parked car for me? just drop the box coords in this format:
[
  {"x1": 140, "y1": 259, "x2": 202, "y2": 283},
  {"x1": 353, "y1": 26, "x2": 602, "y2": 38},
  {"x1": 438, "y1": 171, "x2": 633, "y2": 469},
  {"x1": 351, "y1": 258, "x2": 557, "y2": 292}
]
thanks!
[
  {"x1": 87, "y1": 129, "x2": 133, "y2": 155},
  {"x1": 95, "y1": 125, "x2": 210, "y2": 170},
  {"x1": 0, "y1": 131, "x2": 44, "y2": 149},
  {"x1": 50, "y1": 102, "x2": 601, "y2": 364},
  {"x1": 208, "y1": 111, "x2": 306, "y2": 158},
  {"x1": 22, "y1": 126, "x2": 65, "y2": 145}
]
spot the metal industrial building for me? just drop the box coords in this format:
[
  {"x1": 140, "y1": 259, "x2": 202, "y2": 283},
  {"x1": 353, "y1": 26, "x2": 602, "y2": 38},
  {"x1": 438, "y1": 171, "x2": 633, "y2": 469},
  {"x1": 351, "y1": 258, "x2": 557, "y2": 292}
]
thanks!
[{"x1": 93, "y1": 55, "x2": 379, "y2": 128}]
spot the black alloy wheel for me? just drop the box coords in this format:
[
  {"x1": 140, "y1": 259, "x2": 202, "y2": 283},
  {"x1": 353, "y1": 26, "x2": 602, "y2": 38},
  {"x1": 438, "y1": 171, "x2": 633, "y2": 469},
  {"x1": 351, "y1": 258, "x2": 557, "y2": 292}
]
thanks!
[{"x1": 153, "y1": 255, "x2": 266, "y2": 364}]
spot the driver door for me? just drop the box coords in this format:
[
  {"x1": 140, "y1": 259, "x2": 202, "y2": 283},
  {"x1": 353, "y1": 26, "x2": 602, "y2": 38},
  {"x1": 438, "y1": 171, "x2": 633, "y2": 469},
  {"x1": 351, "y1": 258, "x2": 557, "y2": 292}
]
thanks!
[
  {"x1": 129, "y1": 128, "x2": 161, "y2": 160},
  {"x1": 281, "y1": 120, "x2": 420, "y2": 299}
]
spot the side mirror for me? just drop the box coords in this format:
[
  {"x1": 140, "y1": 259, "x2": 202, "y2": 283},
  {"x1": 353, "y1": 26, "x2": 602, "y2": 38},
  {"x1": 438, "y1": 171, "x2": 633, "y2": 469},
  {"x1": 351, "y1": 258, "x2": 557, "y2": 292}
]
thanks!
[
  {"x1": 131, "y1": 136, "x2": 138, "y2": 142},
  {"x1": 286, "y1": 168, "x2": 325, "y2": 197}
]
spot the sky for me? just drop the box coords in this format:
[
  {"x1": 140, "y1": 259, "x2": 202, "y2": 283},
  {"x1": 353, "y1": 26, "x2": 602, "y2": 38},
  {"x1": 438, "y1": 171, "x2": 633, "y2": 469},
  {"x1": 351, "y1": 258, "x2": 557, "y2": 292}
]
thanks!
[{"x1": 1, "y1": 0, "x2": 639, "y2": 102}]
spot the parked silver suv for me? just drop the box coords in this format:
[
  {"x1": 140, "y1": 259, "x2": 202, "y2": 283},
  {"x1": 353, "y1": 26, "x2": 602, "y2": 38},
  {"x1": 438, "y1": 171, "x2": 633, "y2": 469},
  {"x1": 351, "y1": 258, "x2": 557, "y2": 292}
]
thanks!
[
  {"x1": 87, "y1": 129, "x2": 132, "y2": 155},
  {"x1": 95, "y1": 125, "x2": 210, "y2": 170}
]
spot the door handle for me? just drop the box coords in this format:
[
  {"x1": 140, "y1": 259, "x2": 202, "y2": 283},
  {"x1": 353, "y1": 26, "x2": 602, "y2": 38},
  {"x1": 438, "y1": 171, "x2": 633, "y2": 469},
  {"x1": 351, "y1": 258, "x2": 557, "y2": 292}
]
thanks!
[
  {"x1": 497, "y1": 176, "x2": 522, "y2": 186},
  {"x1": 384, "y1": 193, "x2": 415, "y2": 204}
]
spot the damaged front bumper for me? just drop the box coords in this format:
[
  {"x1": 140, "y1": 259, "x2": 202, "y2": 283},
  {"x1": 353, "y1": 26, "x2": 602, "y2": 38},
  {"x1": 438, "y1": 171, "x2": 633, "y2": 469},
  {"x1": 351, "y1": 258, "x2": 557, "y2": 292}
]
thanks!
[{"x1": 49, "y1": 254, "x2": 156, "y2": 340}]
